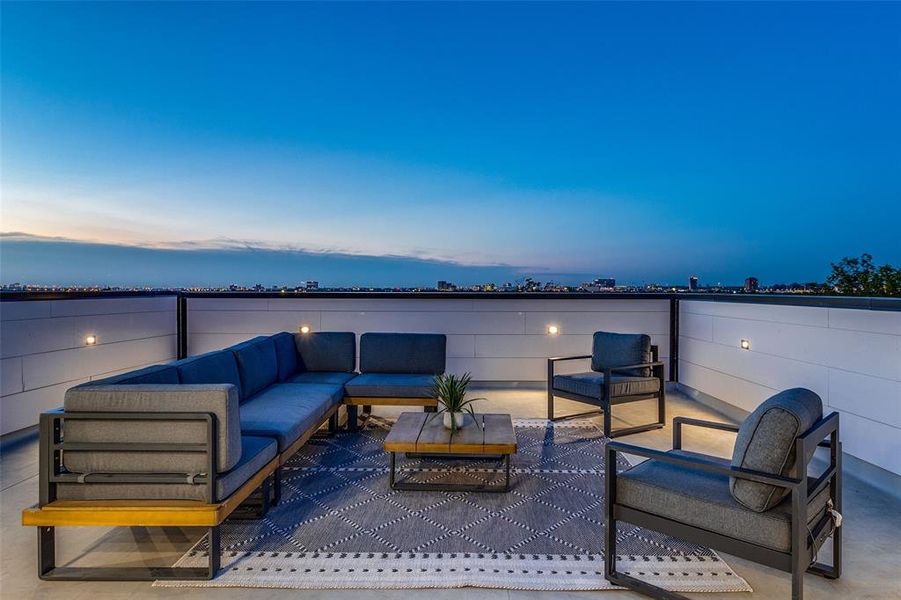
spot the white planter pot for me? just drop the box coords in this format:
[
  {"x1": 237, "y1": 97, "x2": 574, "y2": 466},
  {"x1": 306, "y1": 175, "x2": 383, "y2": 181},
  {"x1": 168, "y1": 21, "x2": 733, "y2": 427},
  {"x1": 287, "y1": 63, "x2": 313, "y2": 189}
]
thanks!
[{"x1": 443, "y1": 412, "x2": 466, "y2": 429}]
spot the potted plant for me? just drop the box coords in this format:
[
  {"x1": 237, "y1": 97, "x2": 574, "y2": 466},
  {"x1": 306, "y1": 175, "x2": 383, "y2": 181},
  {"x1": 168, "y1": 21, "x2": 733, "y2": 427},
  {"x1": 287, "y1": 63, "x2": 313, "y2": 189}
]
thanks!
[{"x1": 429, "y1": 372, "x2": 485, "y2": 432}]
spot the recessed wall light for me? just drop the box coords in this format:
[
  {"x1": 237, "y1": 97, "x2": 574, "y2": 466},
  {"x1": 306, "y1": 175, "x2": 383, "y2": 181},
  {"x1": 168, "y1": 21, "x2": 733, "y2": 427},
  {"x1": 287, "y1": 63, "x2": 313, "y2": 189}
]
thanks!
[
  {"x1": 85, "y1": 335, "x2": 97, "y2": 346},
  {"x1": 547, "y1": 325, "x2": 559, "y2": 335},
  {"x1": 299, "y1": 325, "x2": 311, "y2": 334},
  {"x1": 740, "y1": 339, "x2": 750, "y2": 350}
]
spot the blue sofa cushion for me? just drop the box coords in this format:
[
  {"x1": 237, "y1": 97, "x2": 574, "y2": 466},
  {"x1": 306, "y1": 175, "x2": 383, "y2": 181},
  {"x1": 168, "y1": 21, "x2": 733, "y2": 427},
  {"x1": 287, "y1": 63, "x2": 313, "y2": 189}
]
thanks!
[
  {"x1": 229, "y1": 336, "x2": 278, "y2": 398},
  {"x1": 271, "y1": 332, "x2": 299, "y2": 381},
  {"x1": 175, "y1": 350, "x2": 243, "y2": 400},
  {"x1": 731, "y1": 388, "x2": 823, "y2": 512},
  {"x1": 296, "y1": 332, "x2": 356, "y2": 373},
  {"x1": 288, "y1": 371, "x2": 357, "y2": 386},
  {"x1": 359, "y1": 333, "x2": 446, "y2": 374},
  {"x1": 81, "y1": 364, "x2": 179, "y2": 386},
  {"x1": 240, "y1": 383, "x2": 343, "y2": 451},
  {"x1": 591, "y1": 331, "x2": 652, "y2": 377},
  {"x1": 344, "y1": 373, "x2": 437, "y2": 398},
  {"x1": 553, "y1": 371, "x2": 660, "y2": 400},
  {"x1": 216, "y1": 435, "x2": 278, "y2": 501}
]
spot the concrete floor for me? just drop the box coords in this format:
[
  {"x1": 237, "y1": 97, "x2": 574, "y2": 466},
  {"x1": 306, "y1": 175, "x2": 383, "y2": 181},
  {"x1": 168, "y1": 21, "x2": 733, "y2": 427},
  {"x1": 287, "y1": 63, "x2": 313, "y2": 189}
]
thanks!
[{"x1": 1, "y1": 386, "x2": 899, "y2": 600}]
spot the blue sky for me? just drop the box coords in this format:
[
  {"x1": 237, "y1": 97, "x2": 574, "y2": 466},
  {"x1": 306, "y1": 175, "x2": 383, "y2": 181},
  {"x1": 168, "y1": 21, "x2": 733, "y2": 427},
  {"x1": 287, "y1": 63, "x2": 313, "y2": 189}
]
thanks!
[{"x1": 2, "y1": 2, "x2": 899, "y2": 287}]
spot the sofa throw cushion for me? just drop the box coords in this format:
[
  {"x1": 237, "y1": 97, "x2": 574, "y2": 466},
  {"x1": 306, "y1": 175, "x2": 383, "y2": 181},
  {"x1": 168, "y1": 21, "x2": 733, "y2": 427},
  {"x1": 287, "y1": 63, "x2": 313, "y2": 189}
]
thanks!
[
  {"x1": 229, "y1": 336, "x2": 278, "y2": 399},
  {"x1": 175, "y1": 350, "x2": 243, "y2": 400},
  {"x1": 359, "y1": 333, "x2": 446, "y2": 374},
  {"x1": 295, "y1": 332, "x2": 356, "y2": 373},
  {"x1": 730, "y1": 388, "x2": 823, "y2": 512},
  {"x1": 591, "y1": 331, "x2": 652, "y2": 377},
  {"x1": 270, "y1": 332, "x2": 299, "y2": 381}
]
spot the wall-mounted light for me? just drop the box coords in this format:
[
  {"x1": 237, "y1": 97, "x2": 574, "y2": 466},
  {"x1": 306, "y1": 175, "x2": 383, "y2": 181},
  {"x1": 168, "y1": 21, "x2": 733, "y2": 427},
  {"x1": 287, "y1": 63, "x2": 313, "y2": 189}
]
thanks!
[
  {"x1": 84, "y1": 335, "x2": 97, "y2": 346},
  {"x1": 740, "y1": 339, "x2": 750, "y2": 350},
  {"x1": 299, "y1": 325, "x2": 311, "y2": 334},
  {"x1": 547, "y1": 325, "x2": 559, "y2": 335}
]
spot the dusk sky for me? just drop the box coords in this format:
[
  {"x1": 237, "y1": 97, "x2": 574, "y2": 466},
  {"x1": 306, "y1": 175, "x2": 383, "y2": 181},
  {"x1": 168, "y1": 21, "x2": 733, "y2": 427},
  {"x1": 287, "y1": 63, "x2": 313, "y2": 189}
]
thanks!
[{"x1": 2, "y1": 2, "x2": 899, "y2": 287}]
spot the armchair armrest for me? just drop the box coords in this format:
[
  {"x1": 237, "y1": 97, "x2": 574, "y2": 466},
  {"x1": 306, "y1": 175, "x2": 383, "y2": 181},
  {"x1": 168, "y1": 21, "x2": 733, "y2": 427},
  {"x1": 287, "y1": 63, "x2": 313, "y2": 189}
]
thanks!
[
  {"x1": 606, "y1": 362, "x2": 665, "y2": 375},
  {"x1": 547, "y1": 355, "x2": 592, "y2": 383},
  {"x1": 607, "y1": 440, "x2": 802, "y2": 490},
  {"x1": 548, "y1": 355, "x2": 592, "y2": 363},
  {"x1": 673, "y1": 416, "x2": 739, "y2": 449}
]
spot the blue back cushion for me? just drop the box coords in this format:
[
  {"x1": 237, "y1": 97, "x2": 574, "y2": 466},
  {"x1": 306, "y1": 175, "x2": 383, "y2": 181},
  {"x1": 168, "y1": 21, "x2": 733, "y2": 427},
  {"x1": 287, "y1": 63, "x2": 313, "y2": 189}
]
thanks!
[
  {"x1": 85, "y1": 364, "x2": 180, "y2": 386},
  {"x1": 175, "y1": 350, "x2": 243, "y2": 399},
  {"x1": 270, "y1": 332, "x2": 299, "y2": 381},
  {"x1": 229, "y1": 336, "x2": 278, "y2": 398},
  {"x1": 591, "y1": 331, "x2": 652, "y2": 377},
  {"x1": 295, "y1": 332, "x2": 356, "y2": 373},
  {"x1": 359, "y1": 333, "x2": 446, "y2": 374}
]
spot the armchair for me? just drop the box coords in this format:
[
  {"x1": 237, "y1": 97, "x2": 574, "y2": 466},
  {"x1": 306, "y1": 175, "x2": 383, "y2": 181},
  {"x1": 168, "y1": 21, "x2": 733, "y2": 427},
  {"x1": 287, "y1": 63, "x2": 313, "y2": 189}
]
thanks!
[
  {"x1": 547, "y1": 331, "x2": 665, "y2": 437},
  {"x1": 605, "y1": 388, "x2": 842, "y2": 600}
]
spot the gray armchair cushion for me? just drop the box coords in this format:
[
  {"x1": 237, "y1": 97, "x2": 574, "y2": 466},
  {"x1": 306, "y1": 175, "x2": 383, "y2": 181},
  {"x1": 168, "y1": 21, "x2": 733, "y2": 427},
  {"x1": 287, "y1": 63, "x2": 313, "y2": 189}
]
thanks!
[
  {"x1": 591, "y1": 331, "x2": 652, "y2": 377},
  {"x1": 288, "y1": 371, "x2": 357, "y2": 385},
  {"x1": 730, "y1": 388, "x2": 823, "y2": 512},
  {"x1": 271, "y1": 332, "x2": 299, "y2": 381},
  {"x1": 229, "y1": 336, "x2": 278, "y2": 398},
  {"x1": 344, "y1": 373, "x2": 436, "y2": 398},
  {"x1": 81, "y1": 364, "x2": 180, "y2": 386},
  {"x1": 553, "y1": 371, "x2": 660, "y2": 400},
  {"x1": 240, "y1": 383, "x2": 342, "y2": 451},
  {"x1": 175, "y1": 350, "x2": 243, "y2": 400},
  {"x1": 295, "y1": 332, "x2": 356, "y2": 373},
  {"x1": 359, "y1": 333, "x2": 446, "y2": 374},
  {"x1": 57, "y1": 434, "x2": 277, "y2": 502},
  {"x1": 63, "y1": 384, "x2": 242, "y2": 473},
  {"x1": 617, "y1": 450, "x2": 831, "y2": 552}
]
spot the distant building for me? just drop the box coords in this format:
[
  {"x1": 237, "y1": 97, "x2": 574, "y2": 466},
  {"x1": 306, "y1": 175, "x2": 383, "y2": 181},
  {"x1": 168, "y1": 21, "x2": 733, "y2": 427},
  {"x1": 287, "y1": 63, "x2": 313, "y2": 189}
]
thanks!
[
  {"x1": 305, "y1": 280, "x2": 319, "y2": 290},
  {"x1": 437, "y1": 280, "x2": 456, "y2": 291},
  {"x1": 689, "y1": 276, "x2": 699, "y2": 291},
  {"x1": 744, "y1": 277, "x2": 759, "y2": 293},
  {"x1": 580, "y1": 278, "x2": 616, "y2": 292}
]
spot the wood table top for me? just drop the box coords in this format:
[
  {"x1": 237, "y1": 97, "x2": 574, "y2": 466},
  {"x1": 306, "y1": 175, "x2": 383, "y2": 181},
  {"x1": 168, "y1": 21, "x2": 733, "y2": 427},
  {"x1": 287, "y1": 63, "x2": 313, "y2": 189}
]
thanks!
[{"x1": 384, "y1": 412, "x2": 517, "y2": 455}]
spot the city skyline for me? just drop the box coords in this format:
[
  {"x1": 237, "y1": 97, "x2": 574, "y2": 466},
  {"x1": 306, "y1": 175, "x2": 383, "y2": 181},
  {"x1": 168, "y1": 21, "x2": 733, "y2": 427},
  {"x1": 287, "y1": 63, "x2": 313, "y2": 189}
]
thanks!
[{"x1": 2, "y1": 3, "x2": 900, "y2": 285}]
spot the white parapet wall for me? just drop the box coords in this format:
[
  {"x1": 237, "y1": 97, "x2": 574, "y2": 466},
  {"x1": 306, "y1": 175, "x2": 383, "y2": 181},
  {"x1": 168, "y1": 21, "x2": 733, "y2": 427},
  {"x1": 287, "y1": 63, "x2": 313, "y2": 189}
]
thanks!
[
  {"x1": 187, "y1": 297, "x2": 671, "y2": 382},
  {"x1": 679, "y1": 300, "x2": 901, "y2": 477},
  {"x1": 0, "y1": 297, "x2": 178, "y2": 436}
]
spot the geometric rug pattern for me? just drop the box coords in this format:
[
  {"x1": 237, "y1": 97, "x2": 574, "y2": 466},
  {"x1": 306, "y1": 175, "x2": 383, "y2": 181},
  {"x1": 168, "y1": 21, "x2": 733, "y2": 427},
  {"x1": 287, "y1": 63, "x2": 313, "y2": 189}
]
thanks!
[{"x1": 157, "y1": 417, "x2": 751, "y2": 592}]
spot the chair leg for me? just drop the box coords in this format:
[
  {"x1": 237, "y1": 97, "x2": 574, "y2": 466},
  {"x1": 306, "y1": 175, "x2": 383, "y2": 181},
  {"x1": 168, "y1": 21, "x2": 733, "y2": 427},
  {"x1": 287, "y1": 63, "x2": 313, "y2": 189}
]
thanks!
[
  {"x1": 547, "y1": 388, "x2": 554, "y2": 420},
  {"x1": 346, "y1": 405, "x2": 359, "y2": 431},
  {"x1": 603, "y1": 405, "x2": 612, "y2": 437},
  {"x1": 272, "y1": 467, "x2": 282, "y2": 506}
]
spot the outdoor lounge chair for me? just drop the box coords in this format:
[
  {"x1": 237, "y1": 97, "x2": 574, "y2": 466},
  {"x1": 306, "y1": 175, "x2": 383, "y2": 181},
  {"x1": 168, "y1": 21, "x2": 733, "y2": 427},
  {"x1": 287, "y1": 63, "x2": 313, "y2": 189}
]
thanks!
[
  {"x1": 547, "y1": 331, "x2": 665, "y2": 437},
  {"x1": 605, "y1": 388, "x2": 842, "y2": 600}
]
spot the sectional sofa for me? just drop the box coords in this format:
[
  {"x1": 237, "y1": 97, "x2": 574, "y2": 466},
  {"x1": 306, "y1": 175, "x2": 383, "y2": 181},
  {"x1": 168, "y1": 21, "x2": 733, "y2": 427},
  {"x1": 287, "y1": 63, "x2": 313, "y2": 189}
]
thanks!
[{"x1": 22, "y1": 331, "x2": 446, "y2": 581}]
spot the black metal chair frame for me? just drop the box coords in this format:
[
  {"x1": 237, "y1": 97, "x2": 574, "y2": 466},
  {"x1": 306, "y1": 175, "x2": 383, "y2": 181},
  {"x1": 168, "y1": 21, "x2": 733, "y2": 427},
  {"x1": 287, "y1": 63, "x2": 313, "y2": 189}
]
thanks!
[
  {"x1": 547, "y1": 344, "x2": 666, "y2": 438},
  {"x1": 605, "y1": 413, "x2": 842, "y2": 600},
  {"x1": 35, "y1": 410, "x2": 275, "y2": 581}
]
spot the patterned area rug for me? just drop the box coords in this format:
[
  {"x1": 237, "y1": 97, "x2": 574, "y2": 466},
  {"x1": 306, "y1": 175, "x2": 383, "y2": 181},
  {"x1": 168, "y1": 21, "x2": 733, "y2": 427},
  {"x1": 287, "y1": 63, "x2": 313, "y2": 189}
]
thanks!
[{"x1": 156, "y1": 417, "x2": 751, "y2": 592}]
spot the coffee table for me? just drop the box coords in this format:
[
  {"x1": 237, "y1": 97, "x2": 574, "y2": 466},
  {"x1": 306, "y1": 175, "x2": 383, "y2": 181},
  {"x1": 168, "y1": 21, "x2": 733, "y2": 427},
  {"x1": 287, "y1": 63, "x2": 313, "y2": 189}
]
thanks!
[{"x1": 384, "y1": 412, "x2": 517, "y2": 492}]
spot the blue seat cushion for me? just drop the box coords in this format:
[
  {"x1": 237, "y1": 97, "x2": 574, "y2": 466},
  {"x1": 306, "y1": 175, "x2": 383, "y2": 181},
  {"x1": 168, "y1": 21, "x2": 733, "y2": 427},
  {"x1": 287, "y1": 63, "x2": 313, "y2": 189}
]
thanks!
[
  {"x1": 271, "y1": 332, "x2": 299, "y2": 381},
  {"x1": 175, "y1": 351, "x2": 243, "y2": 399},
  {"x1": 359, "y1": 333, "x2": 446, "y2": 374},
  {"x1": 591, "y1": 331, "x2": 652, "y2": 377},
  {"x1": 216, "y1": 435, "x2": 278, "y2": 501},
  {"x1": 344, "y1": 373, "x2": 436, "y2": 398},
  {"x1": 553, "y1": 371, "x2": 660, "y2": 400},
  {"x1": 288, "y1": 371, "x2": 357, "y2": 386},
  {"x1": 296, "y1": 332, "x2": 356, "y2": 373},
  {"x1": 80, "y1": 364, "x2": 179, "y2": 386},
  {"x1": 240, "y1": 383, "x2": 343, "y2": 451},
  {"x1": 229, "y1": 336, "x2": 278, "y2": 398}
]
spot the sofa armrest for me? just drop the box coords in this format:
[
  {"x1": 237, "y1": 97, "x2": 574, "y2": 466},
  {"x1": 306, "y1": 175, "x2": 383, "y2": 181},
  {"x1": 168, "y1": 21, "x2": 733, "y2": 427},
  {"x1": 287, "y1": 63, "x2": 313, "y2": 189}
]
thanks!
[{"x1": 63, "y1": 384, "x2": 241, "y2": 473}]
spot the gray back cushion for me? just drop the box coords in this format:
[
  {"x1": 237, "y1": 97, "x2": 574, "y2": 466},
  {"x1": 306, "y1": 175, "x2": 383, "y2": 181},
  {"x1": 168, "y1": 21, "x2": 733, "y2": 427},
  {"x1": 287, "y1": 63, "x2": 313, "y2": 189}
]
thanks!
[
  {"x1": 175, "y1": 350, "x2": 243, "y2": 400},
  {"x1": 295, "y1": 332, "x2": 356, "y2": 373},
  {"x1": 359, "y1": 333, "x2": 446, "y2": 374},
  {"x1": 79, "y1": 364, "x2": 179, "y2": 387},
  {"x1": 270, "y1": 332, "x2": 299, "y2": 381},
  {"x1": 591, "y1": 331, "x2": 652, "y2": 377},
  {"x1": 228, "y1": 336, "x2": 278, "y2": 399},
  {"x1": 730, "y1": 388, "x2": 823, "y2": 512}
]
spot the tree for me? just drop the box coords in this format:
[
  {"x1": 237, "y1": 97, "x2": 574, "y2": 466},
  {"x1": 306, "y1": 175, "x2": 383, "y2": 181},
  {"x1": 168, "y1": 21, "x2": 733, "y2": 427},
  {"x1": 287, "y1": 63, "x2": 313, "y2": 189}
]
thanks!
[{"x1": 825, "y1": 253, "x2": 901, "y2": 297}]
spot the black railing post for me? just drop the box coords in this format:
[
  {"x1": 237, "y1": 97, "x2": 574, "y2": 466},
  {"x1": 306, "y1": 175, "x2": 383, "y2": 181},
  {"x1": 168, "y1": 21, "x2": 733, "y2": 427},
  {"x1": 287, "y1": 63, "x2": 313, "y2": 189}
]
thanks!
[
  {"x1": 177, "y1": 293, "x2": 188, "y2": 359},
  {"x1": 669, "y1": 298, "x2": 679, "y2": 382}
]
